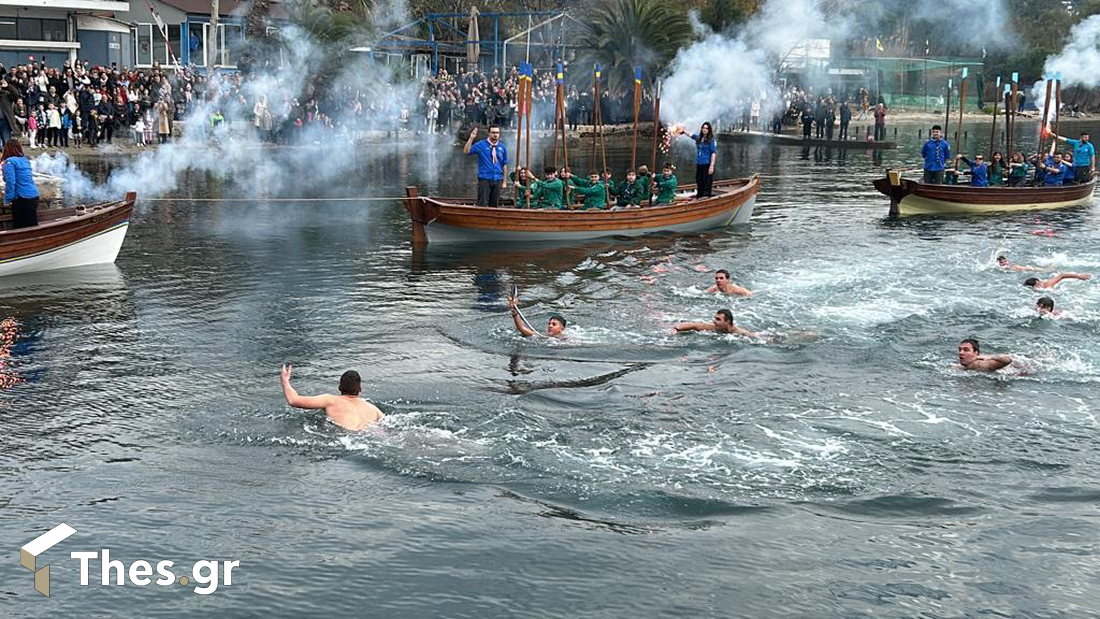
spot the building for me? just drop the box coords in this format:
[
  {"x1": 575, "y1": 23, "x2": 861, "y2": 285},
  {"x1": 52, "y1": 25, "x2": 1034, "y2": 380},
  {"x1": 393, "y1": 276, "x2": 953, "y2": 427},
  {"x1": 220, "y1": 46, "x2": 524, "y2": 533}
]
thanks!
[
  {"x1": 0, "y1": 0, "x2": 131, "y2": 68},
  {"x1": 125, "y1": 0, "x2": 246, "y2": 70}
]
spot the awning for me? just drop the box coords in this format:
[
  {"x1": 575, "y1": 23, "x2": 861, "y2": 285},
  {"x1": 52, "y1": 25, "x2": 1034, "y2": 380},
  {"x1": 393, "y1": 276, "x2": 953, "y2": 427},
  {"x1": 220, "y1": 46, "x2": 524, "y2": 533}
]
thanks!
[{"x1": 76, "y1": 15, "x2": 132, "y2": 34}]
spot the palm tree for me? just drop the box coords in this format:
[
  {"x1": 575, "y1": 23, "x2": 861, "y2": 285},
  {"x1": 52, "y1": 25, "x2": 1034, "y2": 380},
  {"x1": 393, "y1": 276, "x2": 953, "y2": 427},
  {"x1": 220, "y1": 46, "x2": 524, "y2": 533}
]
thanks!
[{"x1": 584, "y1": 0, "x2": 694, "y2": 95}]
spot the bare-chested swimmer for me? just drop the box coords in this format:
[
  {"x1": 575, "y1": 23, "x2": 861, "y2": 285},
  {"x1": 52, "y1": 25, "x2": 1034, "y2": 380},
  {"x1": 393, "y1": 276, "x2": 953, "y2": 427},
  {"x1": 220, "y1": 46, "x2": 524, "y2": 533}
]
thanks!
[
  {"x1": 508, "y1": 296, "x2": 567, "y2": 339},
  {"x1": 996, "y1": 255, "x2": 1042, "y2": 272},
  {"x1": 280, "y1": 365, "x2": 385, "y2": 431},
  {"x1": 672, "y1": 308, "x2": 761, "y2": 338},
  {"x1": 955, "y1": 338, "x2": 1013, "y2": 372},
  {"x1": 1036, "y1": 296, "x2": 1061, "y2": 317},
  {"x1": 1023, "y1": 272, "x2": 1092, "y2": 289},
  {"x1": 705, "y1": 269, "x2": 753, "y2": 297}
]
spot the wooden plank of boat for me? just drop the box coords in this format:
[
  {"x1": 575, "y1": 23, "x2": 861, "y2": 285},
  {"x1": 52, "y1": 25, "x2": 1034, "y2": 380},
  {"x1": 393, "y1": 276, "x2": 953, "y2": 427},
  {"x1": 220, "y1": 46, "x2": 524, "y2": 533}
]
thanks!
[
  {"x1": 874, "y1": 173, "x2": 1095, "y2": 216},
  {"x1": 0, "y1": 192, "x2": 136, "y2": 277},
  {"x1": 404, "y1": 175, "x2": 759, "y2": 244}
]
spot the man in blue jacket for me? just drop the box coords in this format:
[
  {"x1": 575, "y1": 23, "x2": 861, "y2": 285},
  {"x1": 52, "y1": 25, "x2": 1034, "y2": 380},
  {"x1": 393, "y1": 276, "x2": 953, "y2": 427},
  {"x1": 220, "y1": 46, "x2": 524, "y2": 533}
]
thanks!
[
  {"x1": 463, "y1": 125, "x2": 509, "y2": 207},
  {"x1": 921, "y1": 125, "x2": 951, "y2": 184}
]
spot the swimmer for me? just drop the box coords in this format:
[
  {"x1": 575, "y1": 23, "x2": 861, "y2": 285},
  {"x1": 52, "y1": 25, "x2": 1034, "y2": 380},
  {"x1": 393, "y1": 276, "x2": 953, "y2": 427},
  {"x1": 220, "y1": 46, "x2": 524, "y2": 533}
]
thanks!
[
  {"x1": 1023, "y1": 272, "x2": 1092, "y2": 289},
  {"x1": 508, "y1": 295, "x2": 566, "y2": 338},
  {"x1": 996, "y1": 255, "x2": 1041, "y2": 272},
  {"x1": 705, "y1": 269, "x2": 753, "y2": 297},
  {"x1": 955, "y1": 338, "x2": 1012, "y2": 372},
  {"x1": 1036, "y1": 296, "x2": 1061, "y2": 317},
  {"x1": 279, "y1": 365, "x2": 385, "y2": 431},
  {"x1": 672, "y1": 308, "x2": 760, "y2": 338}
]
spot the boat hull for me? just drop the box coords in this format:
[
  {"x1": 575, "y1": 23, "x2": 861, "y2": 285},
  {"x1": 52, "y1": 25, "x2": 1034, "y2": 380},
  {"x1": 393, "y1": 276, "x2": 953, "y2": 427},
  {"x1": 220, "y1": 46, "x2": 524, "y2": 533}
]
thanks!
[
  {"x1": 407, "y1": 175, "x2": 759, "y2": 244},
  {"x1": 874, "y1": 176, "x2": 1095, "y2": 216},
  {"x1": 0, "y1": 194, "x2": 135, "y2": 278}
]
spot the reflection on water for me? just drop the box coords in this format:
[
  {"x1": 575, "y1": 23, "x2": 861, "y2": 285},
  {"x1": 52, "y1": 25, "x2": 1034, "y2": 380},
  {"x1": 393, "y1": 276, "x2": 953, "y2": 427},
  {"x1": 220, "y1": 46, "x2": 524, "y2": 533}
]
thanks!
[{"x1": 3, "y1": 124, "x2": 1100, "y2": 617}]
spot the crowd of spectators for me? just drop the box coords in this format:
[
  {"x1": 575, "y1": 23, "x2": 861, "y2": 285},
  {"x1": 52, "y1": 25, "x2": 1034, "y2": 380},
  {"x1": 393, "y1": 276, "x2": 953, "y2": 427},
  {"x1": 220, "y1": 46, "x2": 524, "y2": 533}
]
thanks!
[{"x1": 0, "y1": 58, "x2": 208, "y2": 149}]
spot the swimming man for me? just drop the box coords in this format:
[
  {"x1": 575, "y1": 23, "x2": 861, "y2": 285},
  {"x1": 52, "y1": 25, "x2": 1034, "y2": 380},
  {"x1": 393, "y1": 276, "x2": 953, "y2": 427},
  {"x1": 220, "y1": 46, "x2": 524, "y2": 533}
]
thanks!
[
  {"x1": 280, "y1": 365, "x2": 385, "y2": 431},
  {"x1": 1023, "y1": 272, "x2": 1092, "y2": 289},
  {"x1": 706, "y1": 269, "x2": 753, "y2": 297},
  {"x1": 996, "y1": 255, "x2": 1041, "y2": 272},
  {"x1": 1036, "y1": 296, "x2": 1060, "y2": 317},
  {"x1": 508, "y1": 296, "x2": 567, "y2": 338},
  {"x1": 673, "y1": 308, "x2": 760, "y2": 338},
  {"x1": 955, "y1": 338, "x2": 1012, "y2": 372}
]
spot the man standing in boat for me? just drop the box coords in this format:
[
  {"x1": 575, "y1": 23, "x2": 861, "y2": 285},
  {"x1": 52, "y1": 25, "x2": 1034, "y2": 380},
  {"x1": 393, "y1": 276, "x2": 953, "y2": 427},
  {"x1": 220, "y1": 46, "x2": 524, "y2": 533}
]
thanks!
[
  {"x1": 1051, "y1": 131, "x2": 1095, "y2": 184},
  {"x1": 464, "y1": 125, "x2": 508, "y2": 207},
  {"x1": 920, "y1": 125, "x2": 951, "y2": 184}
]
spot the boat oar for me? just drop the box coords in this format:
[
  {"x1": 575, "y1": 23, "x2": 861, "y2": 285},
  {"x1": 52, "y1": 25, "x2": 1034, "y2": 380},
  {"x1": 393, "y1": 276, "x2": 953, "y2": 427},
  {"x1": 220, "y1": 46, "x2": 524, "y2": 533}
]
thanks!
[
  {"x1": 649, "y1": 81, "x2": 661, "y2": 207},
  {"x1": 988, "y1": 75, "x2": 1000, "y2": 158},
  {"x1": 632, "y1": 67, "x2": 641, "y2": 171}
]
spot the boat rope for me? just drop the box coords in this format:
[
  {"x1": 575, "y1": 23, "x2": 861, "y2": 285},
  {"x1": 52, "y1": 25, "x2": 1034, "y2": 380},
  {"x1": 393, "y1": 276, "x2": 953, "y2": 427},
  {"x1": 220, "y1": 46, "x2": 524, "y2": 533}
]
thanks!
[{"x1": 139, "y1": 196, "x2": 408, "y2": 202}]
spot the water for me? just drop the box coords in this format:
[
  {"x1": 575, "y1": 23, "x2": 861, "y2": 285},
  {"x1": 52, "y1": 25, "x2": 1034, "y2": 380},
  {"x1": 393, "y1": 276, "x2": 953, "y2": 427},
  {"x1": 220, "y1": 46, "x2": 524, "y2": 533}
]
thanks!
[{"x1": 2, "y1": 124, "x2": 1099, "y2": 617}]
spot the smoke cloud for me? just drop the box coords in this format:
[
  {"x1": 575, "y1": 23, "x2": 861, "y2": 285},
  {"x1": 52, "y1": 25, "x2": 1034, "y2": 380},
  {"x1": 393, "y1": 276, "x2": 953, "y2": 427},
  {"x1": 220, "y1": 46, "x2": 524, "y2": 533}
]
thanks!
[{"x1": 33, "y1": 19, "x2": 430, "y2": 202}]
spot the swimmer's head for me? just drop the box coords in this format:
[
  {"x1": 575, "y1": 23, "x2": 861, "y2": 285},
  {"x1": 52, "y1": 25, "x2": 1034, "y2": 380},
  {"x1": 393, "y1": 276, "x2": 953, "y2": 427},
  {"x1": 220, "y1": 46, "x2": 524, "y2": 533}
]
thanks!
[
  {"x1": 715, "y1": 269, "x2": 730, "y2": 283},
  {"x1": 1024, "y1": 277, "x2": 1040, "y2": 288},
  {"x1": 1036, "y1": 296, "x2": 1055, "y2": 315},
  {"x1": 958, "y1": 338, "x2": 980, "y2": 364},
  {"x1": 547, "y1": 314, "x2": 567, "y2": 336},
  {"x1": 997, "y1": 255, "x2": 1008, "y2": 266},
  {"x1": 713, "y1": 309, "x2": 733, "y2": 330},
  {"x1": 339, "y1": 370, "x2": 361, "y2": 396}
]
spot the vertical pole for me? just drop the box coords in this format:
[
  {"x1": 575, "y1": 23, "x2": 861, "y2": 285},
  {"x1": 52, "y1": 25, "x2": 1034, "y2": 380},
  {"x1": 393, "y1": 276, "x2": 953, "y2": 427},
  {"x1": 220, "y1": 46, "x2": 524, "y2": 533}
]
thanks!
[
  {"x1": 943, "y1": 78, "x2": 952, "y2": 145},
  {"x1": 590, "y1": 64, "x2": 598, "y2": 174},
  {"x1": 649, "y1": 81, "x2": 661, "y2": 207},
  {"x1": 989, "y1": 76, "x2": 1000, "y2": 158},
  {"x1": 632, "y1": 68, "x2": 640, "y2": 170},
  {"x1": 1054, "y1": 73, "x2": 1062, "y2": 145},
  {"x1": 1040, "y1": 74, "x2": 1053, "y2": 155},
  {"x1": 514, "y1": 64, "x2": 525, "y2": 205},
  {"x1": 595, "y1": 64, "x2": 608, "y2": 204},
  {"x1": 525, "y1": 68, "x2": 532, "y2": 176},
  {"x1": 209, "y1": 0, "x2": 219, "y2": 70},
  {"x1": 553, "y1": 64, "x2": 562, "y2": 170},
  {"x1": 1008, "y1": 72, "x2": 1018, "y2": 156},
  {"x1": 954, "y1": 67, "x2": 967, "y2": 154}
]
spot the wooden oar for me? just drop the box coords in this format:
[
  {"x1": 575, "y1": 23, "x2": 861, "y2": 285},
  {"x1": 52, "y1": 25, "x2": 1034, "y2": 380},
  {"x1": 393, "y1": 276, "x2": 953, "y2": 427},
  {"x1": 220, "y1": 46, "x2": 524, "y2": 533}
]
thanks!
[
  {"x1": 1040, "y1": 73, "x2": 1053, "y2": 155},
  {"x1": 631, "y1": 67, "x2": 641, "y2": 170},
  {"x1": 514, "y1": 63, "x2": 526, "y2": 206},
  {"x1": 944, "y1": 78, "x2": 952, "y2": 144},
  {"x1": 524, "y1": 66, "x2": 531, "y2": 178},
  {"x1": 954, "y1": 68, "x2": 967, "y2": 153},
  {"x1": 988, "y1": 75, "x2": 1000, "y2": 157},
  {"x1": 649, "y1": 81, "x2": 661, "y2": 207},
  {"x1": 1054, "y1": 72, "x2": 1062, "y2": 145},
  {"x1": 1007, "y1": 72, "x2": 1018, "y2": 156},
  {"x1": 595, "y1": 63, "x2": 609, "y2": 205}
]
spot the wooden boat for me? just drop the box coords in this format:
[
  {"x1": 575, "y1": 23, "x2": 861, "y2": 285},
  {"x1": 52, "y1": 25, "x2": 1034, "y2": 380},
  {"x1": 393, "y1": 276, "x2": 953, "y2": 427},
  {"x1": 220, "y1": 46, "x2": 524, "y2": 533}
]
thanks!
[
  {"x1": 874, "y1": 171, "x2": 1095, "y2": 216},
  {"x1": 403, "y1": 175, "x2": 759, "y2": 244},
  {"x1": 0, "y1": 192, "x2": 136, "y2": 277}
]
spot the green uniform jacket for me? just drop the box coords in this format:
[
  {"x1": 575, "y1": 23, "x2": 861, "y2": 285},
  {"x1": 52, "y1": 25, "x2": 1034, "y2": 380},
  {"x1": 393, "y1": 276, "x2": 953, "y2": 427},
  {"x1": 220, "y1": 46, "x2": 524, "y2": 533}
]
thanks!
[
  {"x1": 610, "y1": 179, "x2": 643, "y2": 206},
  {"x1": 570, "y1": 179, "x2": 608, "y2": 209},
  {"x1": 655, "y1": 174, "x2": 678, "y2": 204},
  {"x1": 531, "y1": 178, "x2": 565, "y2": 209},
  {"x1": 509, "y1": 171, "x2": 534, "y2": 207},
  {"x1": 636, "y1": 173, "x2": 652, "y2": 203},
  {"x1": 990, "y1": 162, "x2": 1005, "y2": 186}
]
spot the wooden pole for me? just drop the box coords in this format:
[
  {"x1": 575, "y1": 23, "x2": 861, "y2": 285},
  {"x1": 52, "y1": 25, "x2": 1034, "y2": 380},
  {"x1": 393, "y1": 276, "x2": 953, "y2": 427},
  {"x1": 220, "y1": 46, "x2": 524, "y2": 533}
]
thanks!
[
  {"x1": 524, "y1": 68, "x2": 531, "y2": 175},
  {"x1": 1040, "y1": 75, "x2": 1053, "y2": 156},
  {"x1": 1008, "y1": 72, "x2": 1018, "y2": 156},
  {"x1": 553, "y1": 64, "x2": 562, "y2": 170},
  {"x1": 1054, "y1": 74, "x2": 1062, "y2": 145},
  {"x1": 943, "y1": 78, "x2": 952, "y2": 144},
  {"x1": 590, "y1": 64, "x2": 598, "y2": 174},
  {"x1": 988, "y1": 76, "x2": 1000, "y2": 158},
  {"x1": 954, "y1": 69, "x2": 967, "y2": 154},
  {"x1": 209, "y1": 0, "x2": 219, "y2": 69},
  {"x1": 631, "y1": 68, "x2": 640, "y2": 170},
  {"x1": 595, "y1": 63, "x2": 609, "y2": 204},
  {"x1": 514, "y1": 64, "x2": 525, "y2": 205},
  {"x1": 649, "y1": 81, "x2": 661, "y2": 207}
]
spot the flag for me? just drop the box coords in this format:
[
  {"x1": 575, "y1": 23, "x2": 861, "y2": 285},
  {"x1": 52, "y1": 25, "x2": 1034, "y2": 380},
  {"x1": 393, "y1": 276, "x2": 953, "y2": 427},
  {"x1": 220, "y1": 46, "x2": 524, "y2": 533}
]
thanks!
[
  {"x1": 961, "y1": 67, "x2": 968, "y2": 79},
  {"x1": 876, "y1": 38, "x2": 884, "y2": 52}
]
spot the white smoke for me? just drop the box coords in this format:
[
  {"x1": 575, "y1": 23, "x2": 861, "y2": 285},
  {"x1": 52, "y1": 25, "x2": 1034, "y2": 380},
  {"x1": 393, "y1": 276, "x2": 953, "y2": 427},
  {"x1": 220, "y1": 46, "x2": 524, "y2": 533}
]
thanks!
[
  {"x1": 32, "y1": 19, "x2": 431, "y2": 202},
  {"x1": 661, "y1": 0, "x2": 845, "y2": 128},
  {"x1": 1044, "y1": 14, "x2": 1100, "y2": 87}
]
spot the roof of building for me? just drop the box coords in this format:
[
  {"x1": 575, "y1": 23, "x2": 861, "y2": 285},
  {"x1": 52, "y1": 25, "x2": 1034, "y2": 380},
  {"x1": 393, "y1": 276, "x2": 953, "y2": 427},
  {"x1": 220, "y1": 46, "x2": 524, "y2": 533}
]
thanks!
[{"x1": 155, "y1": 0, "x2": 245, "y2": 15}]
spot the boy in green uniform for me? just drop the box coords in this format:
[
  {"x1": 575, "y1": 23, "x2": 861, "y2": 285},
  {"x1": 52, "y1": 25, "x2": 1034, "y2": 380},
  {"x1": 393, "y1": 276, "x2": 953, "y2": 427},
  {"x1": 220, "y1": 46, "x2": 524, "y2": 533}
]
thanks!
[
  {"x1": 570, "y1": 172, "x2": 608, "y2": 209},
  {"x1": 610, "y1": 170, "x2": 643, "y2": 207},
  {"x1": 653, "y1": 163, "x2": 678, "y2": 204},
  {"x1": 531, "y1": 166, "x2": 566, "y2": 209},
  {"x1": 635, "y1": 165, "x2": 652, "y2": 204}
]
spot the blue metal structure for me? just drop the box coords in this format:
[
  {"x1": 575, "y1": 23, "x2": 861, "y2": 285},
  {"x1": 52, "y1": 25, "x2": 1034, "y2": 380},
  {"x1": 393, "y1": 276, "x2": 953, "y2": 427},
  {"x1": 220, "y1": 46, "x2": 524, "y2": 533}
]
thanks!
[{"x1": 376, "y1": 11, "x2": 572, "y2": 75}]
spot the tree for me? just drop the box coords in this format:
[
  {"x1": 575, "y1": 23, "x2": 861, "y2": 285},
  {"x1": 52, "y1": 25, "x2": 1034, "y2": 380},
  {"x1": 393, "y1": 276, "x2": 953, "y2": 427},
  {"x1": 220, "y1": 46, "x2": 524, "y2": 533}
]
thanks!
[
  {"x1": 584, "y1": 0, "x2": 694, "y2": 95},
  {"x1": 700, "y1": 0, "x2": 759, "y2": 33}
]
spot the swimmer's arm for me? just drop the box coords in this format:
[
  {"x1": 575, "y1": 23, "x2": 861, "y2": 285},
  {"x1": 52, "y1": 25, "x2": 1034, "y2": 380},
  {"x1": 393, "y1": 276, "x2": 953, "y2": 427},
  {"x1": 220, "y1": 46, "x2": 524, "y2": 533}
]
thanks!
[
  {"x1": 672, "y1": 322, "x2": 711, "y2": 333},
  {"x1": 509, "y1": 298, "x2": 536, "y2": 337},
  {"x1": 1011, "y1": 264, "x2": 1042, "y2": 272},
  {"x1": 728, "y1": 284, "x2": 754, "y2": 297},
  {"x1": 731, "y1": 326, "x2": 761, "y2": 339},
  {"x1": 704, "y1": 285, "x2": 718, "y2": 293},
  {"x1": 281, "y1": 377, "x2": 333, "y2": 410},
  {"x1": 976, "y1": 355, "x2": 1013, "y2": 371}
]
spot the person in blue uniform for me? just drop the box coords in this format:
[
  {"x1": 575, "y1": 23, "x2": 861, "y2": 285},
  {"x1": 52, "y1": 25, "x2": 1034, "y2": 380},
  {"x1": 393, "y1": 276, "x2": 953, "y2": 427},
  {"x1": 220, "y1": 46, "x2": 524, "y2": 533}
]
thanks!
[
  {"x1": 956, "y1": 153, "x2": 989, "y2": 187},
  {"x1": 1052, "y1": 131, "x2": 1095, "y2": 183},
  {"x1": 920, "y1": 125, "x2": 951, "y2": 184},
  {"x1": 1037, "y1": 153, "x2": 1066, "y2": 186},
  {"x1": 463, "y1": 125, "x2": 508, "y2": 207},
  {"x1": 2, "y1": 140, "x2": 40, "y2": 229}
]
